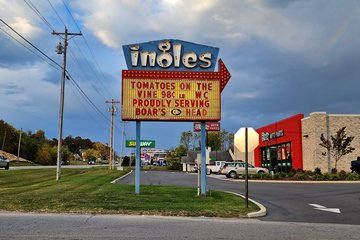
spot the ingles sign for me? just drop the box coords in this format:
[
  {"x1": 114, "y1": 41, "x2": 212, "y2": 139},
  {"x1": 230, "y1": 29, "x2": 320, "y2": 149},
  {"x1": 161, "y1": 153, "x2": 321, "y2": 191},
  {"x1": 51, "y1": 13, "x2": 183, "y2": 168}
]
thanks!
[
  {"x1": 121, "y1": 39, "x2": 231, "y2": 122},
  {"x1": 122, "y1": 39, "x2": 219, "y2": 72}
]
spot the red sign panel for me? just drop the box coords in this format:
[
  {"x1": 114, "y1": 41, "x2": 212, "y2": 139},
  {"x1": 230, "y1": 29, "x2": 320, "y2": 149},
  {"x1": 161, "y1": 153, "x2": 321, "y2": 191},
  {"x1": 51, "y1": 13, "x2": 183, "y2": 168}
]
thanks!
[{"x1": 193, "y1": 122, "x2": 221, "y2": 132}]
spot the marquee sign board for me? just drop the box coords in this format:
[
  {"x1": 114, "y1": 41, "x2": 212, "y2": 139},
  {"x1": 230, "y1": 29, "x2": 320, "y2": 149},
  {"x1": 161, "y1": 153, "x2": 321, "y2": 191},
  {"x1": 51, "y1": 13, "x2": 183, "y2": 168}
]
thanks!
[{"x1": 121, "y1": 39, "x2": 231, "y2": 122}]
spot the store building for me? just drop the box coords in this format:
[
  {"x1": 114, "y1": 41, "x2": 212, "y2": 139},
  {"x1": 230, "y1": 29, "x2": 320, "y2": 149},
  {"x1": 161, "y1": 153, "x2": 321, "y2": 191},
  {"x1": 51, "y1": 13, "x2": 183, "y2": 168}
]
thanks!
[
  {"x1": 254, "y1": 114, "x2": 304, "y2": 172},
  {"x1": 253, "y1": 112, "x2": 360, "y2": 173}
]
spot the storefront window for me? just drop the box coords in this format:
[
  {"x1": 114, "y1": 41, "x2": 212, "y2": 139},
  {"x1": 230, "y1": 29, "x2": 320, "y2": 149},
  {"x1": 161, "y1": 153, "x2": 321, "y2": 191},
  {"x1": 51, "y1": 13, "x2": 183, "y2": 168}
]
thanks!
[{"x1": 261, "y1": 142, "x2": 292, "y2": 172}]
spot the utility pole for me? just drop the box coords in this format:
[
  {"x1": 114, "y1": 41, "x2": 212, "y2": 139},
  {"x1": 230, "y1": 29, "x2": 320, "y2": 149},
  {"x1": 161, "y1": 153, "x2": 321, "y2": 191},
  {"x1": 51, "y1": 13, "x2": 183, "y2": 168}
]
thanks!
[
  {"x1": 106, "y1": 99, "x2": 120, "y2": 169},
  {"x1": 52, "y1": 27, "x2": 82, "y2": 180},
  {"x1": 2, "y1": 130, "x2": 6, "y2": 151},
  {"x1": 17, "y1": 128, "x2": 22, "y2": 161},
  {"x1": 119, "y1": 120, "x2": 126, "y2": 170}
]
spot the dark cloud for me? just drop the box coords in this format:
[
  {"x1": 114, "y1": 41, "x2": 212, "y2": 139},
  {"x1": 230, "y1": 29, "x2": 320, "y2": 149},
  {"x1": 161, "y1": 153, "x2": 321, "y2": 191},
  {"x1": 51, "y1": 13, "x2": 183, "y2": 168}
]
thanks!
[
  {"x1": 222, "y1": 32, "x2": 360, "y2": 131},
  {"x1": 0, "y1": 83, "x2": 25, "y2": 95}
]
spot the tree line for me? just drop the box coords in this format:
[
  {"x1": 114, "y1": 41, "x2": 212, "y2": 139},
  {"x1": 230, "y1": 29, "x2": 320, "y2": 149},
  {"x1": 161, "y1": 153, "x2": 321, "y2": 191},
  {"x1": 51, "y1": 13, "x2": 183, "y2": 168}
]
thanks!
[
  {"x1": 0, "y1": 119, "x2": 111, "y2": 165},
  {"x1": 179, "y1": 129, "x2": 234, "y2": 151}
]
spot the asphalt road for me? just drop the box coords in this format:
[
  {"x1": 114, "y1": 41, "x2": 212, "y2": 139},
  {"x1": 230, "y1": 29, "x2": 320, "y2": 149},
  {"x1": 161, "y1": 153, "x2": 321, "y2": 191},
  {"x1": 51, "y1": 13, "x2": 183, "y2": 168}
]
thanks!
[
  {"x1": 118, "y1": 171, "x2": 360, "y2": 225},
  {"x1": 1, "y1": 212, "x2": 359, "y2": 240}
]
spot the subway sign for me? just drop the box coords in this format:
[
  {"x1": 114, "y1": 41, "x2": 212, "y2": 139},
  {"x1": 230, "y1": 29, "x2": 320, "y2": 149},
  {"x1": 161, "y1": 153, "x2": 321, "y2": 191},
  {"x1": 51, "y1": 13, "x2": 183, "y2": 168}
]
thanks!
[
  {"x1": 121, "y1": 39, "x2": 231, "y2": 122},
  {"x1": 125, "y1": 140, "x2": 156, "y2": 148}
]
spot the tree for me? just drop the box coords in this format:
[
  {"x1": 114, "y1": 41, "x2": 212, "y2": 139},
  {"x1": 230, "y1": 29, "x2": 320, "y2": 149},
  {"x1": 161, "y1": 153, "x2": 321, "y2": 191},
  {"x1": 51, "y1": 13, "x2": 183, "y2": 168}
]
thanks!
[
  {"x1": 319, "y1": 127, "x2": 355, "y2": 171},
  {"x1": 193, "y1": 132, "x2": 201, "y2": 150},
  {"x1": 207, "y1": 132, "x2": 222, "y2": 150},
  {"x1": 180, "y1": 131, "x2": 193, "y2": 150},
  {"x1": 32, "y1": 130, "x2": 46, "y2": 144},
  {"x1": 83, "y1": 148, "x2": 101, "y2": 161},
  {"x1": 122, "y1": 155, "x2": 130, "y2": 166},
  {"x1": 94, "y1": 142, "x2": 109, "y2": 160},
  {"x1": 166, "y1": 145, "x2": 187, "y2": 170},
  {"x1": 35, "y1": 144, "x2": 57, "y2": 165}
]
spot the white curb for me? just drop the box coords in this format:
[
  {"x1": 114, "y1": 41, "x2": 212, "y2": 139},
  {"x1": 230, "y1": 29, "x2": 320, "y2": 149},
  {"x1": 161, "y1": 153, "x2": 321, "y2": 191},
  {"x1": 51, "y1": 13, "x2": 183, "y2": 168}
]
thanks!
[
  {"x1": 225, "y1": 191, "x2": 267, "y2": 218},
  {"x1": 111, "y1": 170, "x2": 133, "y2": 184}
]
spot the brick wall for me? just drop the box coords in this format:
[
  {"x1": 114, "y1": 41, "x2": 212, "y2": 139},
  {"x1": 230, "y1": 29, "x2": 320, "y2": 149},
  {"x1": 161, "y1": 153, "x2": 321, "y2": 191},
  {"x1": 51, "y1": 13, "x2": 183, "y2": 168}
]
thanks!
[{"x1": 302, "y1": 112, "x2": 360, "y2": 172}]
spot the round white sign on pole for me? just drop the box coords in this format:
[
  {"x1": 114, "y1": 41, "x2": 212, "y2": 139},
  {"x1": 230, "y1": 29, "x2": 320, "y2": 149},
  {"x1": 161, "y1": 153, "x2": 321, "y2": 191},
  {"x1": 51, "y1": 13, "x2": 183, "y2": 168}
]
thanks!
[{"x1": 234, "y1": 127, "x2": 259, "y2": 152}]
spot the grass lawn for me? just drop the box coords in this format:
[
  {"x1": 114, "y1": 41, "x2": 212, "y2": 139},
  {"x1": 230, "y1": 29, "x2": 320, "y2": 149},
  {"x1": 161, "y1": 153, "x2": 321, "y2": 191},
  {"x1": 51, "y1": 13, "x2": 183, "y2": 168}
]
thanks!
[{"x1": 0, "y1": 167, "x2": 259, "y2": 217}]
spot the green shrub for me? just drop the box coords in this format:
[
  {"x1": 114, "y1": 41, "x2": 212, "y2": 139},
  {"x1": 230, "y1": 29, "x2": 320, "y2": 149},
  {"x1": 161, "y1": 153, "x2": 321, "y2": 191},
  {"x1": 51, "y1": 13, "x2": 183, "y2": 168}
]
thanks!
[
  {"x1": 346, "y1": 173, "x2": 360, "y2": 180},
  {"x1": 294, "y1": 173, "x2": 306, "y2": 180},
  {"x1": 273, "y1": 173, "x2": 281, "y2": 180},
  {"x1": 248, "y1": 174, "x2": 256, "y2": 179},
  {"x1": 289, "y1": 168, "x2": 296, "y2": 177},
  {"x1": 259, "y1": 172, "x2": 270, "y2": 179},
  {"x1": 331, "y1": 168, "x2": 338, "y2": 174},
  {"x1": 330, "y1": 174, "x2": 340, "y2": 181},
  {"x1": 338, "y1": 170, "x2": 347, "y2": 180},
  {"x1": 314, "y1": 174, "x2": 324, "y2": 181},
  {"x1": 314, "y1": 168, "x2": 322, "y2": 175},
  {"x1": 322, "y1": 173, "x2": 331, "y2": 180},
  {"x1": 279, "y1": 172, "x2": 288, "y2": 179}
]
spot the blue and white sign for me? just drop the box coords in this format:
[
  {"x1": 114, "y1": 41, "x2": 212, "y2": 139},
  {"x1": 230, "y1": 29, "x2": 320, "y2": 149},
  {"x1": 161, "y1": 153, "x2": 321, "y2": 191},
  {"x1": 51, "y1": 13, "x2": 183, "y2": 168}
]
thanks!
[{"x1": 122, "y1": 39, "x2": 219, "y2": 72}]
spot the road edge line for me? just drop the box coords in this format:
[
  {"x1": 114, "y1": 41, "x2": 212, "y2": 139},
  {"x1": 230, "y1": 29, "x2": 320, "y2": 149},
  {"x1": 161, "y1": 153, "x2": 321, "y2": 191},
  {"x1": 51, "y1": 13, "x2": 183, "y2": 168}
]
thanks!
[
  {"x1": 111, "y1": 170, "x2": 133, "y2": 184},
  {"x1": 225, "y1": 191, "x2": 267, "y2": 218}
]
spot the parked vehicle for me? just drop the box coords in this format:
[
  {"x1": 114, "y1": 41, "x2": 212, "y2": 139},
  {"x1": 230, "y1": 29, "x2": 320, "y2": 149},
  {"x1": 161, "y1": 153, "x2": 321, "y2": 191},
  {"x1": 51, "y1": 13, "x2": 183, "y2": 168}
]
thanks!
[
  {"x1": 350, "y1": 157, "x2": 360, "y2": 174},
  {"x1": 220, "y1": 161, "x2": 268, "y2": 179},
  {"x1": 0, "y1": 155, "x2": 10, "y2": 170},
  {"x1": 206, "y1": 161, "x2": 226, "y2": 174}
]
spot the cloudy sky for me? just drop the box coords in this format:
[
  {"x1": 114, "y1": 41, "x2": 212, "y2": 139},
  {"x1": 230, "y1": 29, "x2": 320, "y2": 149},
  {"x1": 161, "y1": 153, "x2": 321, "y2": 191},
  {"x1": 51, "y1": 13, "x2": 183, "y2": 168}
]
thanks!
[{"x1": 1, "y1": 0, "x2": 359, "y2": 155}]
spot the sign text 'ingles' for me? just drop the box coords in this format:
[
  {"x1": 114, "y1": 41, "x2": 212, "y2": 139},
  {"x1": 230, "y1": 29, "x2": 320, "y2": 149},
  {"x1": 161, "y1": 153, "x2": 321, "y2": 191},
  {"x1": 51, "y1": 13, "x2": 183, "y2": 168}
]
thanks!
[{"x1": 122, "y1": 39, "x2": 219, "y2": 72}]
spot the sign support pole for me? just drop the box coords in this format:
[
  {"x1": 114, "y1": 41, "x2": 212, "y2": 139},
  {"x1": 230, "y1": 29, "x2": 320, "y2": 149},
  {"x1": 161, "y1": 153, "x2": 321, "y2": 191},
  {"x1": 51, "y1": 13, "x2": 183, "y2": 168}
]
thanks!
[
  {"x1": 135, "y1": 121, "x2": 141, "y2": 194},
  {"x1": 201, "y1": 121, "x2": 207, "y2": 197},
  {"x1": 245, "y1": 127, "x2": 249, "y2": 208}
]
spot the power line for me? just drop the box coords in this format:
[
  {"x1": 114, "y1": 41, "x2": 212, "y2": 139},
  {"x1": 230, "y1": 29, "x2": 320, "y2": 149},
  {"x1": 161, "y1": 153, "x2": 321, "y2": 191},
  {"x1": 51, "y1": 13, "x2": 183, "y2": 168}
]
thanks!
[
  {"x1": 67, "y1": 79, "x2": 108, "y2": 131},
  {"x1": 1, "y1": 17, "x2": 109, "y2": 123},
  {"x1": 1, "y1": 17, "x2": 117, "y2": 147},
  {"x1": 66, "y1": 41, "x2": 109, "y2": 100},
  {"x1": 61, "y1": 0, "x2": 81, "y2": 32},
  {"x1": 46, "y1": 0, "x2": 66, "y2": 27},
  {"x1": 0, "y1": 26, "x2": 61, "y2": 72},
  {"x1": 66, "y1": 72, "x2": 110, "y2": 122},
  {"x1": 60, "y1": 1, "x2": 118, "y2": 97},
  {"x1": 0, "y1": 18, "x2": 62, "y2": 69},
  {"x1": 24, "y1": 0, "x2": 55, "y2": 31}
]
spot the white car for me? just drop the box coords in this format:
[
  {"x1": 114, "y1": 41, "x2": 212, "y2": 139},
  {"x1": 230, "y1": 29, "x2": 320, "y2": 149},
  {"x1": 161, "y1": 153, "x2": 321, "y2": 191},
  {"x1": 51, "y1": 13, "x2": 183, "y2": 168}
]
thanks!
[
  {"x1": 0, "y1": 155, "x2": 10, "y2": 170},
  {"x1": 220, "y1": 161, "x2": 268, "y2": 179}
]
